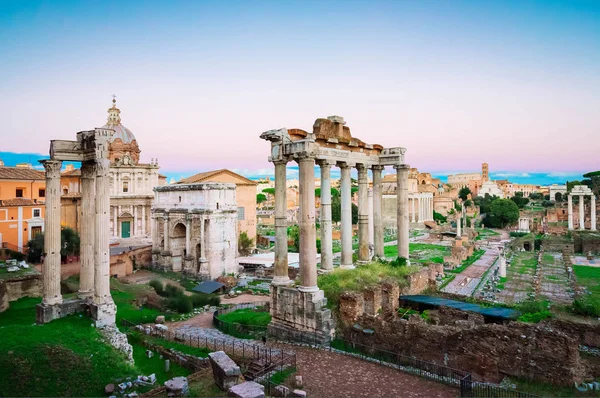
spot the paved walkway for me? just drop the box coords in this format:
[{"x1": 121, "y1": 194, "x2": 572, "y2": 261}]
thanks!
[{"x1": 442, "y1": 246, "x2": 500, "y2": 297}]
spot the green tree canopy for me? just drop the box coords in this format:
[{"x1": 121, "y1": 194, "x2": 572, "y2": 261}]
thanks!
[
  {"x1": 510, "y1": 193, "x2": 530, "y2": 209},
  {"x1": 486, "y1": 198, "x2": 519, "y2": 228},
  {"x1": 315, "y1": 188, "x2": 340, "y2": 197},
  {"x1": 27, "y1": 226, "x2": 80, "y2": 263},
  {"x1": 529, "y1": 192, "x2": 543, "y2": 200},
  {"x1": 256, "y1": 193, "x2": 267, "y2": 203},
  {"x1": 458, "y1": 187, "x2": 472, "y2": 201},
  {"x1": 238, "y1": 231, "x2": 254, "y2": 256},
  {"x1": 330, "y1": 196, "x2": 358, "y2": 225},
  {"x1": 262, "y1": 188, "x2": 275, "y2": 195}
]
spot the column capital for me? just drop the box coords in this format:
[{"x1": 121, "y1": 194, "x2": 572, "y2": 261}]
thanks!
[
  {"x1": 81, "y1": 161, "x2": 96, "y2": 179},
  {"x1": 40, "y1": 159, "x2": 63, "y2": 177},
  {"x1": 394, "y1": 163, "x2": 410, "y2": 171},
  {"x1": 294, "y1": 152, "x2": 316, "y2": 162},
  {"x1": 95, "y1": 158, "x2": 110, "y2": 177},
  {"x1": 162, "y1": 213, "x2": 169, "y2": 221},
  {"x1": 272, "y1": 159, "x2": 289, "y2": 166},
  {"x1": 371, "y1": 165, "x2": 385, "y2": 171},
  {"x1": 356, "y1": 163, "x2": 369, "y2": 172},
  {"x1": 337, "y1": 161, "x2": 356, "y2": 169},
  {"x1": 316, "y1": 158, "x2": 336, "y2": 168}
]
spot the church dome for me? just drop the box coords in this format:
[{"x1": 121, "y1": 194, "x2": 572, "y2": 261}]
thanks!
[{"x1": 103, "y1": 96, "x2": 141, "y2": 165}]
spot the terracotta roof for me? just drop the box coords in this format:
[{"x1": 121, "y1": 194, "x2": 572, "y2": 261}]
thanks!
[
  {"x1": 0, "y1": 198, "x2": 44, "y2": 206},
  {"x1": 178, "y1": 169, "x2": 257, "y2": 185},
  {"x1": 158, "y1": 174, "x2": 167, "y2": 179},
  {"x1": 62, "y1": 168, "x2": 81, "y2": 176},
  {"x1": 0, "y1": 166, "x2": 45, "y2": 181}
]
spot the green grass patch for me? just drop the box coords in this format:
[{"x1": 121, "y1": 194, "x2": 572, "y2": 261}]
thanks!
[
  {"x1": 384, "y1": 243, "x2": 450, "y2": 264},
  {"x1": 319, "y1": 261, "x2": 418, "y2": 307},
  {"x1": 448, "y1": 249, "x2": 485, "y2": 274},
  {"x1": 270, "y1": 366, "x2": 297, "y2": 385},
  {"x1": 497, "y1": 277, "x2": 507, "y2": 290},
  {"x1": 128, "y1": 331, "x2": 211, "y2": 358},
  {"x1": 0, "y1": 266, "x2": 39, "y2": 280},
  {"x1": 130, "y1": 340, "x2": 191, "y2": 386},
  {"x1": 217, "y1": 307, "x2": 271, "y2": 327}
]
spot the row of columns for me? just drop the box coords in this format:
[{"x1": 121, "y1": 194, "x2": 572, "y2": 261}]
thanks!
[
  {"x1": 272, "y1": 158, "x2": 410, "y2": 291},
  {"x1": 568, "y1": 194, "x2": 597, "y2": 231},
  {"x1": 41, "y1": 159, "x2": 113, "y2": 308},
  {"x1": 409, "y1": 194, "x2": 433, "y2": 223}
]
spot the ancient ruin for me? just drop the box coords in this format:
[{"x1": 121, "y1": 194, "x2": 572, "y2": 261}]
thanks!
[
  {"x1": 37, "y1": 128, "x2": 116, "y2": 327},
  {"x1": 260, "y1": 115, "x2": 409, "y2": 343},
  {"x1": 151, "y1": 183, "x2": 238, "y2": 278},
  {"x1": 568, "y1": 185, "x2": 597, "y2": 231}
]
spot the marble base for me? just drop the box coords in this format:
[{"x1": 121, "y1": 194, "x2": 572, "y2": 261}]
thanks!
[
  {"x1": 90, "y1": 301, "x2": 117, "y2": 328},
  {"x1": 36, "y1": 298, "x2": 84, "y2": 324}
]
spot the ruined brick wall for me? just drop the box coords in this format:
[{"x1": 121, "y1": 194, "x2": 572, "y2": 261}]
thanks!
[
  {"x1": 573, "y1": 232, "x2": 600, "y2": 254},
  {"x1": 0, "y1": 274, "x2": 42, "y2": 312}
]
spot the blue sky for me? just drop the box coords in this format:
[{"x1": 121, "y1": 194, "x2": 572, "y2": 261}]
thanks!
[{"x1": 1, "y1": 1, "x2": 599, "y2": 175}]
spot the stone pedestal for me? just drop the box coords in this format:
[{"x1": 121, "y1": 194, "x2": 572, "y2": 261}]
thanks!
[
  {"x1": 90, "y1": 301, "x2": 117, "y2": 328},
  {"x1": 268, "y1": 285, "x2": 335, "y2": 345},
  {"x1": 36, "y1": 298, "x2": 85, "y2": 324}
]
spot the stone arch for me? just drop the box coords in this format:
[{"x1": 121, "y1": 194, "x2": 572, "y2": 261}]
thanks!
[{"x1": 172, "y1": 222, "x2": 186, "y2": 238}]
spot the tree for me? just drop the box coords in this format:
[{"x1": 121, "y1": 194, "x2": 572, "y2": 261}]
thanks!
[
  {"x1": 554, "y1": 192, "x2": 562, "y2": 202},
  {"x1": 488, "y1": 199, "x2": 519, "y2": 228},
  {"x1": 529, "y1": 192, "x2": 543, "y2": 200},
  {"x1": 330, "y1": 196, "x2": 358, "y2": 224},
  {"x1": 27, "y1": 226, "x2": 80, "y2": 263},
  {"x1": 352, "y1": 203, "x2": 358, "y2": 225},
  {"x1": 510, "y1": 193, "x2": 530, "y2": 209},
  {"x1": 458, "y1": 187, "x2": 472, "y2": 201},
  {"x1": 288, "y1": 225, "x2": 300, "y2": 252},
  {"x1": 238, "y1": 231, "x2": 254, "y2": 256},
  {"x1": 315, "y1": 188, "x2": 340, "y2": 197},
  {"x1": 262, "y1": 188, "x2": 275, "y2": 195},
  {"x1": 256, "y1": 193, "x2": 267, "y2": 204}
]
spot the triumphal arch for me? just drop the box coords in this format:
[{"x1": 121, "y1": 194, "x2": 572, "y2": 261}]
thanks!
[
  {"x1": 260, "y1": 115, "x2": 409, "y2": 343},
  {"x1": 37, "y1": 128, "x2": 116, "y2": 327}
]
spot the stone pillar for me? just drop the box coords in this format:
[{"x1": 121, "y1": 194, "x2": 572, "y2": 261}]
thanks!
[
  {"x1": 141, "y1": 205, "x2": 146, "y2": 235},
  {"x1": 357, "y1": 164, "x2": 369, "y2": 264},
  {"x1": 199, "y1": 217, "x2": 208, "y2": 277},
  {"x1": 568, "y1": 195, "x2": 574, "y2": 230},
  {"x1": 93, "y1": 154, "x2": 116, "y2": 326},
  {"x1": 152, "y1": 214, "x2": 159, "y2": 251},
  {"x1": 41, "y1": 160, "x2": 63, "y2": 306},
  {"x1": 395, "y1": 165, "x2": 410, "y2": 261},
  {"x1": 340, "y1": 162, "x2": 354, "y2": 269},
  {"x1": 318, "y1": 160, "x2": 333, "y2": 272},
  {"x1": 372, "y1": 166, "x2": 384, "y2": 258},
  {"x1": 162, "y1": 214, "x2": 170, "y2": 253},
  {"x1": 579, "y1": 194, "x2": 585, "y2": 230},
  {"x1": 272, "y1": 161, "x2": 290, "y2": 285},
  {"x1": 133, "y1": 205, "x2": 138, "y2": 236},
  {"x1": 411, "y1": 197, "x2": 416, "y2": 223},
  {"x1": 185, "y1": 214, "x2": 191, "y2": 257},
  {"x1": 499, "y1": 253, "x2": 507, "y2": 278},
  {"x1": 368, "y1": 188, "x2": 374, "y2": 250},
  {"x1": 298, "y1": 156, "x2": 318, "y2": 292},
  {"x1": 112, "y1": 206, "x2": 117, "y2": 237},
  {"x1": 592, "y1": 195, "x2": 597, "y2": 231},
  {"x1": 78, "y1": 161, "x2": 95, "y2": 300},
  {"x1": 457, "y1": 213, "x2": 462, "y2": 237}
]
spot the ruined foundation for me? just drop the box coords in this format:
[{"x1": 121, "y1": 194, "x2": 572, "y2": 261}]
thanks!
[
  {"x1": 36, "y1": 298, "x2": 85, "y2": 324},
  {"x1": 268, "y1": 285, "x2": 334, "y2": 345}
]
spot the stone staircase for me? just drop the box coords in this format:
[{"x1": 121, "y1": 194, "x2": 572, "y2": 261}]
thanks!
[{"x1": 243, "y1": 359, "x2": 271, "y2": 381}]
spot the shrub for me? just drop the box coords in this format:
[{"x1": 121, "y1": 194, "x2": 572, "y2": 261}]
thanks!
[
  {"x1": 164, "y1": 284, "x2": 184, "y2": 298},
  {"x1": 509, "y1": 232, "x2": 529, "y2": 238},
  {"x1": 518, "y1": 299, "x2": 549, "y2": 315},
  {"x1": 165, "y1": 296, "x2": 193, "y2": 313},
  {"x1": 191, "y1": 293, "x2": 220, "y2": 307},
  {"x1": 149, "y1": 279, "x2": 164, "y2": 296},
  {"x1": 572, "y1": 296, "x2": 600, "y2": 317},
  {"x1": 389, "y1": 256, "x2": 407, "y2": 267},
  {"x1": 518, "y1": 310, "x2": 552, "y2": 323},
  {"x1": 433, "y1": 211, "x2": 447, "y2": 223}
]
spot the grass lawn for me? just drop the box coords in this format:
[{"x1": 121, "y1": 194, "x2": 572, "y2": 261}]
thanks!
[
  {"x1": 497, "y1": 277, "x2": 507, "y2": 290},
  {"x1": 128, "y1": 331, "x2": 211, "y2": 358},
  {"x1": 130, "y1": 340, "x2": 191, "y2": 386},
  {"x1": 384, "y1": 243, "x2": 450, "y2": 264},
  {"x1": 0, "y1": 266, "x2": 39, "y2": 280},
  {"x1": 0, "y1": 297, "x2": 137, "y2": 397},
  {"x1": 574, "y1": 266, "x2": 600, "y2": 296},
  {"x1": 512, "y1": 252, "x2": 537, "y2": 275},
  {"x1": 318, "y1": 261, "x2": 419, "y2": 307},
  {"x1": 218, "y1": 307, "x2": 271, "y2": 326}
]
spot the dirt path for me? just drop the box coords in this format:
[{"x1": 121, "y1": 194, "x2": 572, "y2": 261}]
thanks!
[{"x1": 289, "y1": 346, "x2": 458, "y2": 398}]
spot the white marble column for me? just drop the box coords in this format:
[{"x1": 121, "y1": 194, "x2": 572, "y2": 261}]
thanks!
[
  {"x1": 272, "y1": 160, "x2": 290, "y2": 285},
  {"x1": 298, "y1": 156, "x2": 318, "y2": 292},
  {"x1": 419, "y1": 196, "x2": 424, "y2": 222},
  {"x1": 163, "y1": 214, "x2": 170, "y2": 252},
  {"x1": 185, "y1": 214, "x2": 191, "y2": 257},
  {"x1": 592, "y1": 195, "x2": 597, "y2": 231},
  {"x1": 79, "y1": 161, "x2": 95, "y2": 300},
  {"x1": 93, "y1": 151, "x2": 116, "y2": 326},
  {"x1": 41, "y1": 160, "x2": 63, "y2": 306},
  {"x1": 568, "y1": 195, "x2": 574, "y2": 230},
  {"x1": 579, "y1": 194, "x2": 585, "y2": 230},
  {"x1": 395, "y1": 164, "x2": 410, "y2": 261},
  {"x1": 318, "y1": 160, "x2": 333, "y2": 272},
  {"x1": 372, "y1": 166, "x2": 384, "y2": 258},
  {"x1": 340, "y1": 162, "x2": 354, "y2": 269},
  {"x1": 141, "y1": 205, "x2": 146, "y2": 235},
  {"x1": 411, "y1": 197, "x2": 416, "y2": 223},
  {"x1": 357, "y1": 164, "x2": 369, "y2": 264},
  {"x1": 368, "y1": 188, "x2": 374, "y2": 250}
]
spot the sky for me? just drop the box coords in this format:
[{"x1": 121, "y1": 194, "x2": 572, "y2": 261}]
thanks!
[{"x1": 1, "y1": 0, "x2": 599, "y2": 181}]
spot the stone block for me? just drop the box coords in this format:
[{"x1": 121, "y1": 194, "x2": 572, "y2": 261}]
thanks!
[
  {"x1": 291, "y1": 389, "x2": 307, "y2": 397},
  {"x1": 209, "y1": 351, "x2": 243, "y2": 391},
  {"x1": 227, "y1": 381, "x2": 265, "y2": 398},
  {"x1": 363, "y1": 287, "x2": 382, "y2": 316},
  {"x1": 104, "y1": 383, "x2": 115, "y2": 395},
  {"x1": 156, "y1": 315, "x2": 165, "y2": 324},
  {"x1": 294, "y1": 375, "x2": 303, "y2": 388},
  {"x1": 164, "y1": 376, "x2": 189, "y2": 397},
  {"x1": 36, "y1": 298, "x2": 84, "y2": 324},
  {"x1": 273, "y1": 385, "x2": 290, "y2": 397}
]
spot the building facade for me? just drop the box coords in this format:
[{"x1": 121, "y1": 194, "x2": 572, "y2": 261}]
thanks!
[{"x1": 151, "y1": 183, "x2": 238, "y2": 279}]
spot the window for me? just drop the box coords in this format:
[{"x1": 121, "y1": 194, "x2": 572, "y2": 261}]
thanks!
[
  {"x1": 123, "y1": 181, "x2": 129, "y2": 193},
  {"x1": 39, "y1": 189, "x2": 45, "y2": 197},
  {"x1": 16, "y1": 189, "x2": 23, "y2": 198},
  {"x1": 63, "y1": 188, "x2": 68, "y2": 195},
  {"x1": 33, "y1": 208, "x2": 41, "y2": 218},
  {"x1": 237, "y1": 207, "x2": 245, "y2": 221}
]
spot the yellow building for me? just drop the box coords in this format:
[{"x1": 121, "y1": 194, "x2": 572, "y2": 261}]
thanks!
[
  {"x1": 0, "y1": 162, "x2": 47, "y2": 252},
  {"x1": 178, "y1": 169, "x2": 257, "y2": 241}
]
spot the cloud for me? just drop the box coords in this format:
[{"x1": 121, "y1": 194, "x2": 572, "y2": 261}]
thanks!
[
  {"x1": 493, "y1": 173, "x2": 516, "y2": 178},
  {"x1": 520, "y1": 173, "x2": 531, "y2": 177},
  {"x1": 546, "y1": 172, "x2": 580, "y2": 178}
]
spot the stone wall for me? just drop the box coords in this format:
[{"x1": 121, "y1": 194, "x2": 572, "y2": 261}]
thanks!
[
  {"x1": 0, "y1": 273, "x2": 42, "y2": 312},
  {"x1": 573, "y1": 232, "x2": 600, "y2": 254}
]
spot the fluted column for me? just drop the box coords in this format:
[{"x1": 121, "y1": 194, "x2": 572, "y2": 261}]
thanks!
[
  {"x1": 591, "y1": 195, "x2": 597, "y2": 231},
  {"x1": 411, "y1": 197, "x2": 416, "y2": 223},
  {"x1": 395, "y1": 164, "x2": 410, "y2": 261},
  {"x1": 272, "y1": 160, "x2": 290, "y2": 285},
  {"x1": 457, "y1": 212, "x2": 462, "y2": 237},
  {"x1": 357, "y1": 164, "x2": 369, "y2": 264},
  {"x1": 579, "y1": 194, "x2": 585, "y2": 230},
  {"x1": 41, "y1": 160, "x2": 63, "y2": 306},
  {"x1": 318, "y1": 160, "x2": 333, "y2": 272},
  {"x1": 568, "y1": 195, "x2": 574, "y2": 230},
  {"x1": 372, "y1": 166, "x2": 384, "y2": 258},
  {"x1": 78, "y1": 161, "x2": 95, "y2": 300},
  {"x1": 298, "y1": 156, "x2": 318, "y2": 292},
  {"x1": 94, "y1": 157, "x2": 114, "y2": 307},
  {"x1": 339, "y1": 162, "x2": 354, "y2": 269},
  {"x1": 162, "y1": 214, "x2": 170, "y2": 252}
]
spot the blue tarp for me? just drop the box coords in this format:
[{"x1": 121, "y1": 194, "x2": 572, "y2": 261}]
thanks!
[
  {"x1": 192, "y1": 280, "x2": 225, "y2": 294},
  {"x1": 400, "y1": 295, "x2": 519, "y2": 320}
]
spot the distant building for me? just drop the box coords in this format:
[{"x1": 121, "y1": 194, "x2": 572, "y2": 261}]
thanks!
[
  {"x1": 178, "y1": 169, "x2": 257, "y2": 241},
  {"x1": 549, "y1": 184, "x2": 567, "y2": 201}
]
